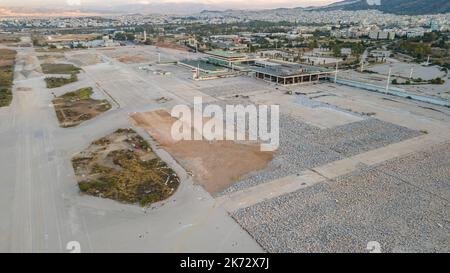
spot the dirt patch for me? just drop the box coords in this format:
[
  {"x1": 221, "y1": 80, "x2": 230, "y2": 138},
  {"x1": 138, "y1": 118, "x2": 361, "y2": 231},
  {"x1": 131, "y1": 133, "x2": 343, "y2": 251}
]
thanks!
[
  {"x1": 115, "y1": 55, "x2": 150, "y2": 64},
  {"x1": 52, "y1": 87, "x2": 111, "y2": 127},
  {"x1": 130, "y1": 110, "x2": 274, "y2": 194},
  {"x1": 16, "y1": 87, "x2": 32, "y2": 92},
  {"x1": 72, "y1": 128, "x2": 180, "y2": 206},
  {"x1": 0, "y1": 58, "x2": 14, "y2": 67},
  {"x1": 0, "y1": 49, "x2": 16, "y2": 67},
  {"x1": 37, "y1": 54, "x2": 64, "y2": 63},
  {"x1": 35, "y1": 47, "x2": 72, "y2": 53}
]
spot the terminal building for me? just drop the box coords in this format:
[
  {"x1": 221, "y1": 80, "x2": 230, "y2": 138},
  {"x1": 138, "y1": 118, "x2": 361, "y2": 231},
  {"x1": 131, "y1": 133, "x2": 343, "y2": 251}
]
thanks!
[
  {"x1": 249, "y1": 60, "x2": 334, "y2": 85},
  {"x1": 178, "y1": 59, "x2": 228, "y2": 74},
  {"x1": 204, "y1": 50, "x2": 258, "y2": 67},
  {"x1": 178, "y1": 50, "x2": 334, "y2": 85}
]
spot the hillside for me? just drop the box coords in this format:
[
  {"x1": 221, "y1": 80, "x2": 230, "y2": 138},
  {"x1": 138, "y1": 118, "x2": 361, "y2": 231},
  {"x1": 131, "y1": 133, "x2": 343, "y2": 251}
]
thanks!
[{"x1": 324, "y1": 0, "x2": 450, "y2": 15}]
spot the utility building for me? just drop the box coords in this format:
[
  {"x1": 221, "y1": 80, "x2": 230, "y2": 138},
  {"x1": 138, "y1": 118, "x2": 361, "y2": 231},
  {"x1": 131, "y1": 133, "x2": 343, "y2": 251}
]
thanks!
[{"x1": 205, "y1": 50, "x2": 257, "y2": 67}]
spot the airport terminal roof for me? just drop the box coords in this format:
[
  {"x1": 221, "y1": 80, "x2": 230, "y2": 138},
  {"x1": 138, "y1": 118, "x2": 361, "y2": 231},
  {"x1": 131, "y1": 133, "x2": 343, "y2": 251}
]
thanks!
[
  {"x1": 250, "y1": 63, "x2": 333, "y2": 77},
  {"x1": 255, "y1": 60, "x2": 281, "y2": 67},
  {"x1": 179, "y1": 59, "x2": 227, "y2": 72},
  {"x1": 205, "y1": 50, "x2": 246, "y2": 59}
]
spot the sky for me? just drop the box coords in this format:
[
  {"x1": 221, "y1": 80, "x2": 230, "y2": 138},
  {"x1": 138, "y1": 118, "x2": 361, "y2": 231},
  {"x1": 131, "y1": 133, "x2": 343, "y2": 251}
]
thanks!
[{"x1": 0, "y1": 0, "x2": 338, "y2": 9}]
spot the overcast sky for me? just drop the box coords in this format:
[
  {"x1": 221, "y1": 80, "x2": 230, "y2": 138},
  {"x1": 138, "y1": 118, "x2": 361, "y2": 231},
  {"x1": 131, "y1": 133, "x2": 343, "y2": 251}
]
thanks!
[{"x1": 0, "y1": 0, "x2": 337, "y2": 9}]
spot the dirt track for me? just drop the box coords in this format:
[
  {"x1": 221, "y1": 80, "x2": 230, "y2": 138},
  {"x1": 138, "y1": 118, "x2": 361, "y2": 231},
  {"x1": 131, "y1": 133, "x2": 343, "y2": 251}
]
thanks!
[{"x1": 131, "y1": 110, "x2": 274, "y2": 194}]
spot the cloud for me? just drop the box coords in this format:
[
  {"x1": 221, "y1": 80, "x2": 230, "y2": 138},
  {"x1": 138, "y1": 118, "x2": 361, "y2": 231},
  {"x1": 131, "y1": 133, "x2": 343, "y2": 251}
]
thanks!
[
  {"x1": 66, "y1": 0, "x2": 82, "y2": 6},
  {"x1": 0, "y1": 0, "x2": 337, "y2": 9},
  {"x1": 366, "y1": 0, "x2": 381, "y2": 5}
]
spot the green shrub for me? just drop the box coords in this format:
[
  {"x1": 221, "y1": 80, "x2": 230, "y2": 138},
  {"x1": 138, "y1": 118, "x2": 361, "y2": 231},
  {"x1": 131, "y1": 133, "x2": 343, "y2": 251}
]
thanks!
[
  {"x1": 45, "y1": 73, "x2": 78, "y2": 88},
  {"x1": 62, "y1": 87, "x2": 93, "y2": 100}
]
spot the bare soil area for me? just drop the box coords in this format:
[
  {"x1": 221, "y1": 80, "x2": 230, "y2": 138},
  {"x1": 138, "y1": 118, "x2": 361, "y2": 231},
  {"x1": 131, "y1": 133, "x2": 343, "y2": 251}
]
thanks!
[
  {"x1": 130, "y1": 110, "x2": 274, "y2": 194},
  {"x1": 16, "y1": 87, "x2": 32, "y2": 92},
  {"x1": 115, "y1": 55, "x2": 150, "y2": 64},
  {"x1": 37, "y1": 54, "x2": 64, "y2": 63}
]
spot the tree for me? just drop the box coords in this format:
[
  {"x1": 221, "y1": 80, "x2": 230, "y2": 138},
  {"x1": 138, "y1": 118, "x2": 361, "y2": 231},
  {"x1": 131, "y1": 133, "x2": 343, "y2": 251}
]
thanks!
[
  {"x1": 115, "y1": 33, "x2": 135, "y2": 41},
  {"x1": 308, "y1": 40, "x2": 318, "y2": 49}
]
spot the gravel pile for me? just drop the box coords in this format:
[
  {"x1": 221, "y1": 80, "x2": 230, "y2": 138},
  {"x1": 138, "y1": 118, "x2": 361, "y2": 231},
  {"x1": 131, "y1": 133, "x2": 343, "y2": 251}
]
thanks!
[
  {"x1": 317, "y1": 118, "x2": 422, "y2": 157},
  {"x1": 376, "y1": 141, "x2": 450, "y2": 200},
  {"x1": 232, "y1": 155, "x2": 450, "y2": 252},
  {"x1": 220, "y1": 115, "x2": 420, "y2": 195},
  {"x1": 217, "y1": 113, "x2": 341, "y2": 196}
]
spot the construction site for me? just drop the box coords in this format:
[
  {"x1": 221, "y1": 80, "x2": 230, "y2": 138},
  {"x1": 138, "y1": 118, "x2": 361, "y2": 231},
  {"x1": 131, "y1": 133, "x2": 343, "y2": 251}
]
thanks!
[{"x1": 0, "y1": 37, "x2": 449, "y2": 253}]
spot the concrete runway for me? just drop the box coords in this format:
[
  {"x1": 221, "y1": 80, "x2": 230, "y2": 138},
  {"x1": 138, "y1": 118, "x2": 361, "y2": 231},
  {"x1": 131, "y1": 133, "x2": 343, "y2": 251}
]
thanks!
[{"x1": 0, "y1": 43, "x2": 262, "y2": 252}]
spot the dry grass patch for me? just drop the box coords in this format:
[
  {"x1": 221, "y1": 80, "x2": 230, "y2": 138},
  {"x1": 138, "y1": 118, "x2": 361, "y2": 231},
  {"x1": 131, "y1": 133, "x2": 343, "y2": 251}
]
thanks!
[
  {"x1": 0, "y1": 48, "x2": 17, "y2": 107},
  {"x1": 52, "y1": 87, "x2": 111, "y2": 127},
  {"x1": 41, "y1": 63, "x2": 81, "y2": 74},
  {"x1": 45, "y1": 73, "x2": 78, "y2": 88},
  {"x1": 0, "y1": 34, "x2": 20, "y2": 44},
  {"x1": 37, "y1": 54, "x2": 64, "y2": 63},
  {"x1": 72, "y1": 128, "x2": 180, "y2": 206}
]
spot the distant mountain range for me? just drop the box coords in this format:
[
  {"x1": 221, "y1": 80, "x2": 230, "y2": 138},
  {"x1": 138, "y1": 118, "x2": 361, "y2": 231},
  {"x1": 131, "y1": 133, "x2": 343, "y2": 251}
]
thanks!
[
  {"x1": 0, "y1": 0, "x2": 449, "y2": 17},
  {"x1": 320, "y1": 0, "x2": 450, "y2": 15},
  {"x1": 83, "y1": 3, "x2": 217, "y2": 16},
  {"x1": 91, "y1": 1, "x2": 450, "y2": 16}
]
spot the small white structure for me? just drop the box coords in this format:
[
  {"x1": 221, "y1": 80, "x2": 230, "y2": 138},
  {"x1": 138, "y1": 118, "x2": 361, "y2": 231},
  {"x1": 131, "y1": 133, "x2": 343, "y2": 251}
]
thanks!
[{"x1": 340, "y1": 48, "x2": 352, "y2": 56}]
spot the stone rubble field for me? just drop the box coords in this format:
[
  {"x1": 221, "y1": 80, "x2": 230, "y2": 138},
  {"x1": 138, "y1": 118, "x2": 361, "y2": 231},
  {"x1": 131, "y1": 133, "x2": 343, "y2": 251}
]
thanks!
[
  {"x1": 232, "y1": 142, "x2": 450, "y2": 252},
  {"x1": 221, "y1": 115, "x2": 421, "y2": 195}
]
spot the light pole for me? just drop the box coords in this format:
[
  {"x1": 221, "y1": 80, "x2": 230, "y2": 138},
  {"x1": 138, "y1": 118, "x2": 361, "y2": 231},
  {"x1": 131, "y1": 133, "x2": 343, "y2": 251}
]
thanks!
[
  {"x1": 386, "y1": 64, "x2": 392, "y2": 95},
  {"x1": 334, "y1": 61, "x2": 338, "y2": 83}
]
